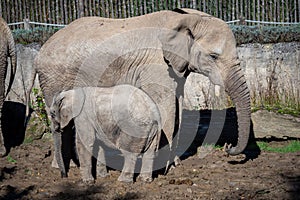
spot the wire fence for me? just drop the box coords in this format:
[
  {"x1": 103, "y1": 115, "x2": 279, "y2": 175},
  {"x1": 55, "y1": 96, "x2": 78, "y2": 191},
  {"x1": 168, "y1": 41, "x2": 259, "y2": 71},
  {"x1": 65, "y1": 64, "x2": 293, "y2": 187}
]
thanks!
[
  {"x1": 1, "y1": 0, "x2": 299, "y2": 29},
  {"x1": 7, "y1": 18, "x2": 300, "y2": 30}
]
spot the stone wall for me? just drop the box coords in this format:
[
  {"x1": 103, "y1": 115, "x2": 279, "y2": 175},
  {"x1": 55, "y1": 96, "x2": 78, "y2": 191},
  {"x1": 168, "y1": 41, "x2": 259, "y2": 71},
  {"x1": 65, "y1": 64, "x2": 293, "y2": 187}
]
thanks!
[
  {"x1": 184, "y1": 42, "x2": 300, "y2": 110},
  {"x1": 7, "y1": 42, "x2": 300, "y2": 111},
  {"x1": 6, "y1": 43, "x2": 40, "y2": 104}
]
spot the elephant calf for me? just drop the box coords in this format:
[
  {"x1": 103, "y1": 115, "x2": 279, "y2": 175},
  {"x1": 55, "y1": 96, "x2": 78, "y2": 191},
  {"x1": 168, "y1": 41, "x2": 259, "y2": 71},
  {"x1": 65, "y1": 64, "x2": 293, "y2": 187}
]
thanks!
[{"x1": 50, "y1": 85, "x2": 161, "y2": 183}]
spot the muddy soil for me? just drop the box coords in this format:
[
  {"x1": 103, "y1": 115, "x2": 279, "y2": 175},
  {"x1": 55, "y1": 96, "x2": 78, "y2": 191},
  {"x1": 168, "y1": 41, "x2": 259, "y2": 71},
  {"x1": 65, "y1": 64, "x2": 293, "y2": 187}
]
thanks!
[{"x1": 0, "y1": 136, "x2": 299, "y2": 200}]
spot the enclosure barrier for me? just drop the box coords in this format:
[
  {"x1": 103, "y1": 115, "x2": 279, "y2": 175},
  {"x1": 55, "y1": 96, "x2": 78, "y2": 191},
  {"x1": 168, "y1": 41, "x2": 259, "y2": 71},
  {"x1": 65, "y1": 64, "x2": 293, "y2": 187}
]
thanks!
[
  {"x1": 8, "y1": 19, "x2": 300, "y2": 30},
  {"x1": 1, "y1": 0, "x2": 299, "y2": 29}
]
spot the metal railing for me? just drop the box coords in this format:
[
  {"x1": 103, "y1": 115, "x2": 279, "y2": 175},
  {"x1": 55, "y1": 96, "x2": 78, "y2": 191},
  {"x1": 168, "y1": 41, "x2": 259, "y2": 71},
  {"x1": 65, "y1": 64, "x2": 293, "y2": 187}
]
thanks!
[{"x1": 8, "y1": 19, "x2": 299, "y2": 30}]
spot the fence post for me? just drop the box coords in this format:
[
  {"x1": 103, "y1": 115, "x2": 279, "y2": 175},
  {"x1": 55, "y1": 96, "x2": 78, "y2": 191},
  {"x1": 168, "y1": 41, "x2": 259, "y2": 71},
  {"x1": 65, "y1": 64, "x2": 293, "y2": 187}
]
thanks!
[
  {"x1": 239, "y1": 16, "x2": 246, "y2": 25},
  {"x1": 24, "y1": 19, "x2": 30, "y2": 30},
  {"x1": 79, "y1": 0, "x2": 84, "y2": 17}
]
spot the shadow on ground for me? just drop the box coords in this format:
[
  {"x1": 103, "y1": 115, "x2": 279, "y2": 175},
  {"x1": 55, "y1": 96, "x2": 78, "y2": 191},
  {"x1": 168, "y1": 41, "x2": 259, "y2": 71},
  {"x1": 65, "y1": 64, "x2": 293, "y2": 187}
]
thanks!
[
  {"x1": 1, "y1": 101, "x2": 261, "y2": 173},
  {"x1": 2, "y1": 101, "x2": 28, "y2": 155},
  {"x1": 0, "y1": 166, "x2": 16, "y2": 182},
  {"x1": 0, "y1": 185, "x2": 35, "y2": 200},
  {"x1": 282, "y1": 174, "x2": 300, "y2": 200},
  {"x1": 46, "y1": 183, "x2": 140, "y2": 200},
  {"x1": 179, "y1": 107, "x2": 261, "y2": 162}
]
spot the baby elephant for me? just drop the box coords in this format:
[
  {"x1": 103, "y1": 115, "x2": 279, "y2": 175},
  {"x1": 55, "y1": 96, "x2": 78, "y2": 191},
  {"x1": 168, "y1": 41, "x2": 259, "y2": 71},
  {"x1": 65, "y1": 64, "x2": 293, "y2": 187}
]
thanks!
[{"x1": 50, "y1": 85, "x2": 161, "y2": 183}]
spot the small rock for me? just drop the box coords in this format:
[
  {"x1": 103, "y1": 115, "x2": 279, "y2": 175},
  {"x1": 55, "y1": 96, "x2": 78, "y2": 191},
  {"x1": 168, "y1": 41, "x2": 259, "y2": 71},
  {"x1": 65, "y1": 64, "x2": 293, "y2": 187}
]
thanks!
[{"x1": 169, "y1": 178, "x2": 193, "y2": 186}]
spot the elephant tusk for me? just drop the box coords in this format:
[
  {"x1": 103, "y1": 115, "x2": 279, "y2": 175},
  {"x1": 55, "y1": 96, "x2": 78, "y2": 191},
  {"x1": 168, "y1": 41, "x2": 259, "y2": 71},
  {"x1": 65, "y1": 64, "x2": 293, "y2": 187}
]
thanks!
[
  {"x1": 223, "y1": 143, "x2": 232, "y2": 153},
  {"x1": 215, "y1": 85, "x2": 221, "y2": 97},
  {"x1": 164, "y1": 160, "x2": 170, "y2": 175}
]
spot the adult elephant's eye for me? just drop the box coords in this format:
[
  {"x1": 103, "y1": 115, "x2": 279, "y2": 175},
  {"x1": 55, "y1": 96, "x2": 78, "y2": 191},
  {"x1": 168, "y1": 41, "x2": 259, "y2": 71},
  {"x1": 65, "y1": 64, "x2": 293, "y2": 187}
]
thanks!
[{"x1": 210, "y1": 53, "x2": 218, "y2": 60}]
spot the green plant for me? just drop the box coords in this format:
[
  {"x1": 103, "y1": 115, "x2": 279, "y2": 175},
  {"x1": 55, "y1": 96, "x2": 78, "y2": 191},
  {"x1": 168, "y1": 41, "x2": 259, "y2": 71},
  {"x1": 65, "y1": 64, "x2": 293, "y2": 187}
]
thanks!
[
  {"x1": 31, "y1": 88, "x2": 51, "y2": 128},
  {"x1": 257, "y1": 140, "x2": 300, "y2": 153},
  {"x1": 7, "y1": 155, "x2": 17, "y2": 163},
  {"x1": 230, "y1": 24, "x2": 300, "y2": 45},
  {"x1": 250, "y1": 53, "x2": 300, "y2": 117},
  {"x1": 23, "y1": 136, "x2": 34, "y2": 144},
  {"x1": 12, "y1": 27, "x2": 62, "y2": 45}
]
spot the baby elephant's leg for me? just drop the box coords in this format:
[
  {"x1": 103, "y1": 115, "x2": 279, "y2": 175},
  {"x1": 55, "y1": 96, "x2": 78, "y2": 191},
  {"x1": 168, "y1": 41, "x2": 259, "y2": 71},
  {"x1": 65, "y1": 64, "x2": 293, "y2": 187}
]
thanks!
[
  {"x1": 76, "y1": 124, "x2": 95, "y2": 183},
  {"x1": 118, "y1": 151, "x2": 138, "y2": 183},
  {"x1": 139, "y1": 149, "x2": 156, "y2": 183},
  {"x1": 139, "y1": 129, "x2": 160, "y2": 183},
  {"x1": 96, "y1": 144, "x2": 109, "y2": 178}
]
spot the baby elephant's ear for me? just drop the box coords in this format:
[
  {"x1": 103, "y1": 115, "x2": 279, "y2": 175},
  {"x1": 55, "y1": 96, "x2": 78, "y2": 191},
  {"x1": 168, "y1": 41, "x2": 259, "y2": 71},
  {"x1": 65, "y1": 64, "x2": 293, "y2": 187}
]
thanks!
[{"x1": 57, "y1": 89, "x2": 85, "y2": 128}]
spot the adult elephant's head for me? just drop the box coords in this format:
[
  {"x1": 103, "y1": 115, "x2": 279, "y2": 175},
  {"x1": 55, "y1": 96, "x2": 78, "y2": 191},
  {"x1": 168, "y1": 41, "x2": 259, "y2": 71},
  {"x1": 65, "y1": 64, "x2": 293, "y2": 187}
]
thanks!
[{"x1": 161, "y1": 8, "x2": 251, "y2": 155}]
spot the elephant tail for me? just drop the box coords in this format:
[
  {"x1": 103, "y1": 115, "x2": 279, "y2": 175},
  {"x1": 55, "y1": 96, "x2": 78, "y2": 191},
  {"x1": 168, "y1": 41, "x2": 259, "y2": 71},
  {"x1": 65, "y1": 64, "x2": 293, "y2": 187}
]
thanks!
[
  {"x1": 24, "y1": 69, "x2": 37, "y2": 127},
  {"x1": 5, "y1": 26, "x2": 17, "y2": 97}
]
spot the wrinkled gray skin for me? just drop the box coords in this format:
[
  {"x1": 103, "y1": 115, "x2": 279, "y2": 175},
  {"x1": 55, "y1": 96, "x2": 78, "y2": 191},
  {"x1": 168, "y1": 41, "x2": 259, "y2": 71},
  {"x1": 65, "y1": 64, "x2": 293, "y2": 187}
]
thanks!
[
  {"x1": 50, "y1": 85, "x2": 161, "y2": 183},
  {"x1": 32, "y1": 8, "x2": 251, "y2": 167},
  {"x1": 0, "y1": 17, "x2": 17, "y2": 156}
]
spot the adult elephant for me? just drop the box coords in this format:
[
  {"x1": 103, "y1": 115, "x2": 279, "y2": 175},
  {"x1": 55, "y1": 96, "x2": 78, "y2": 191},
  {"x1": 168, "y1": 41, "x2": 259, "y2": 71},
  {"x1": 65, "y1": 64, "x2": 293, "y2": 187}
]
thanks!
[
  {"x1": 32, "y1": 8, "x2": 251, "y2": 168},
  {"x1": 0, "y1": 17, "x2": 17, "y2": 156}
]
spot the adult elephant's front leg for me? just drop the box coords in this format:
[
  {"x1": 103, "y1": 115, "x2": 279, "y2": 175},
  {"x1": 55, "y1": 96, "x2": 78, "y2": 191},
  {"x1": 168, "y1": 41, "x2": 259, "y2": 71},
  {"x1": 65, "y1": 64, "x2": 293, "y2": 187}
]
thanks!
[
  {"x1": 139, "y1": 64, "x2": 177, "y2": 149},
  {"x1": 139, "y1": 65, "x2": 178, "y2": 172}
]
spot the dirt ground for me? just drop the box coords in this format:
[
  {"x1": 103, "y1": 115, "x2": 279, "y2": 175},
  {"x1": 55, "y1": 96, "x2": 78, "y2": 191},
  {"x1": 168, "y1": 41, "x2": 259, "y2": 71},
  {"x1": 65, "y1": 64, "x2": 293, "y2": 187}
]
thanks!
[
  {"x1": 0, "y1": 135, "x2": 299, "y2": 200},
  {"x1": 0, "y1": 108, "x2": 300, "y2": 200}
]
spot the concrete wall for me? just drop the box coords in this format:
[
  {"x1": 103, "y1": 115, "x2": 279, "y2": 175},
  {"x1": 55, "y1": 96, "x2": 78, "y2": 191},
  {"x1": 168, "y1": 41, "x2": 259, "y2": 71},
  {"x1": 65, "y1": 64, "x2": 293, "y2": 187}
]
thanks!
[{"x1": 7, "y1": 42, "x2": 300, "y2": 110}]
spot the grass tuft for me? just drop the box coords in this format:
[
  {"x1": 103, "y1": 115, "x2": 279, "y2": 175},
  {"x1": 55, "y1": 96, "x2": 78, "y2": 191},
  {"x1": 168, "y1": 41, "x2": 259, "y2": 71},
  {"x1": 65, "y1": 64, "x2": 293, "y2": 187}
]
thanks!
[
  {"x1": 7, "y1": 155, "x2": 17, "y2": 163},
  {"x1": 257, "y1": 140, "x2": 300, "y2": 153}
]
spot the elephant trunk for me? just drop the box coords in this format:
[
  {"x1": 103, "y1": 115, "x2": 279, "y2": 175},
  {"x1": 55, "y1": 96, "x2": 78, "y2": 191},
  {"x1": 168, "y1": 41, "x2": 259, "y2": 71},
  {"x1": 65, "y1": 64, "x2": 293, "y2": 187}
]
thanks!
[
  {"x1": 225, "y1": 65, "x2": 251, "y2": 155},
  {"x1": 53, "y1": 131, "x2": 68, "y2": 177}
]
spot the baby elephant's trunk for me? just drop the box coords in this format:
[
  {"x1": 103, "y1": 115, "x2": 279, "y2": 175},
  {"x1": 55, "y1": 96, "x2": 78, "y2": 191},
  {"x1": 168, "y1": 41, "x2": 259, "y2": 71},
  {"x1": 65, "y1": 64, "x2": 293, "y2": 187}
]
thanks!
[{"x1": 53, "y1": 131, "x2": 67, "y2": 178}]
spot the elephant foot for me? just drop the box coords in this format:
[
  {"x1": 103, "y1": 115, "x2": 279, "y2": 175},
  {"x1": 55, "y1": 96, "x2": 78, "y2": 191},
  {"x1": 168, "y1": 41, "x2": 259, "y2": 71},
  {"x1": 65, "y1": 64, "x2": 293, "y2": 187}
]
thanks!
[
  {"x1": 61, "y1": 171, "x2": 68, "y2": 178},
  {"x1": 81, "y1": 173, "x2": 95, "y2": 184},
  {"x1": 0, "y1": 146, "x2": 7, "y2": 157},
  {"x1": 51, "y1": 157, "x2": 59, "y2": 168},
  {"x1": 174, "y1": 155, "x2": 181, "y2": 166},
  {"x1": 77, "y1": 176, "x2": 95, "y2": 186},
  {"x1": 138, "y1": 173, "x2": 153, "y2": 183},
  {"x1": 97, "y1": 164, "x2": 109, "y2": 178},
  {"x1": 52, "y1": 158, "x2": 77, "y2": 168},
  {"x1": 82, "y1": 177, "x2": 95, "y2": 184},
  {"x1": 117, "y1": 172, "x2": 134, "y2": 183}
]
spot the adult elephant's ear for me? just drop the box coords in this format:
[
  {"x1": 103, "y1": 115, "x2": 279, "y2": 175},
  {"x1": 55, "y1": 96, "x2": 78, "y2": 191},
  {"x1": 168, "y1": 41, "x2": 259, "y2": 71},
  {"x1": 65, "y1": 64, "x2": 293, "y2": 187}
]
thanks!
[
  {"x1": 57, "y1": 89, "x2": 85, "y2": 128},
  {"x1": 160, "y1": 15, "x2": 198, "y2": 75}
]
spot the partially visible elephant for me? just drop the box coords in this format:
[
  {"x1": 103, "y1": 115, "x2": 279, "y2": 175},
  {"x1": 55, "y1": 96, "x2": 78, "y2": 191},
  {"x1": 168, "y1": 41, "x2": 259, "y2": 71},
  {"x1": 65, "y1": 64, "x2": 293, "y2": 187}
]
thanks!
[
  {"x1": 32, "y1": 8, "x2": 251, "y2": 169},
  {"x1": 50, "y1": 85, "x2": 161, "y2": 183},
  {"x1": 0, "y1": 17, "x2": 17, "y2": 156}
]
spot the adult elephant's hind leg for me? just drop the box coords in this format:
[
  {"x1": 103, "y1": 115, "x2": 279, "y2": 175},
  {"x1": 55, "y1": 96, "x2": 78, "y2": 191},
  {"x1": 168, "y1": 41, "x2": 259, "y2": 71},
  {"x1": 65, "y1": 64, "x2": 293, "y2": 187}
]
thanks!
[
  {"x1": 0, "y1": 116, "x2": 6, "y2": 156},
  {"x1": 118, "y1": 151, "x2": 138, "y2": 183},
  {"x1": 0, "y1": 82, "x2": 6, "y2": 156}
]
